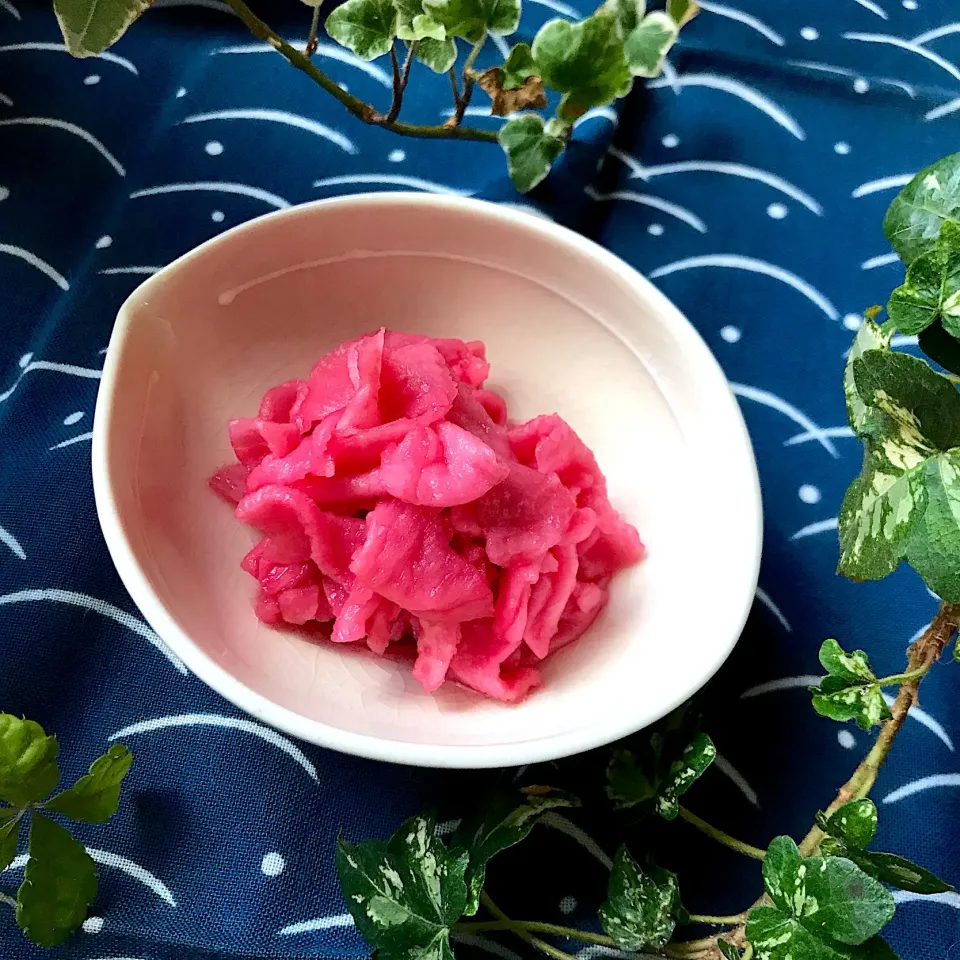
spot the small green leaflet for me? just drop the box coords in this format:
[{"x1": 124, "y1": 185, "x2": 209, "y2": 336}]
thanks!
[
  {"x1": 336, "y1": 813, "x2": 469, "y2": 960},
  {"x1": 602, "y1": 0, "x2": 645, "y2": 35},
  {"x1": 46, "y1": 745, "x2": 133, "y2": 824},
  {"x1": 717, "y1": 942, "x2": 741, "y2": 960},
  {"x1": 887, "y1": 221, "x2": 960, "y2": 337},
  {"x1": 818, "y1": 800, "x2": 953, "y2": 895},
  {"x1": 326, "y1": 0, "x2": 399, "y2": 61},
  {"x1": 749, "y1": 836, "x2": 895, "y2": 958},
  {"x1": 531, "y1": 11, "x2": 632, "y2": 119},
  {"x1": 498, "y1": 114, "x2": 566, "y2": 192},
  {"x1": 412, "y1": 37, "x2": 458, "y2": 72},
  {"x1": 599, "y1": 846, "x2": 685, "y2": 951},
  {"x1": 53, "y1": 0, "x2": 150, "y2": 57},
  {"x1": 623, "y1": 11, "x2": 677, "y2": 78},
  {"x1": 395, "y1": 0, "x2": 446, "y2": 39},
  {"x1": 500, "y1": 42, "x2": 539, "y2": 89},
  {"x1": 0, "y1": 808, "x2": 20, "y2": 872},
  {"x1": 423, "y1": 0, "x2": 520, "y2": 41},
  {"x1": 606, "y1": 732, "x2": 715, "y2": 819},
  {"x1": 16, "y1": 814, "x2": 97, "y2": 948},
  {"x1": 451, "y1": 786, "x2": 579, "y2": 915},
  {"x1": 810, "y1": 640, "x2": 892, "y2": 731},
  {"x1": 0, "y1": 715, "x2": 60, "y2": 808},
  {"x1": 884, "y1": 152, "x2": 960, "y2": 265},
  {"x1": 667, "y1": 0, "x2": 699, "y2": 26},
  {"x1": 843, "y1": 319, "x2": 892, "y2": 441}
]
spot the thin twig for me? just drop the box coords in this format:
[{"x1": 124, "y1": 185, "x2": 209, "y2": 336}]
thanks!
[
  {"x1": 222, "y1": 0, "x2": 498, "y2": 143},
  {"x1": 685, "y1": 913, "x2": 744, "y2": 926},
  {"x1": 384, "y1": 42, "x2": 416, "y2": 123},
  {"x1": 479, "y1": 892, "x2": 577, "y2": 960},
  {"x1": 448, "y1": 33, "x2": 486, "y2": 126},
  {"x1": 305, "y1": 3, "x2": 321, "y2": 56},
  {"x1": 677, "y1": 806, "x2": 766, "y2": 861}
]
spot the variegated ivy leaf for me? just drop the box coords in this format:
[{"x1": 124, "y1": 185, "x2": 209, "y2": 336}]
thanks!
[
  {"x1": 623, "y1": 11, "x2": 677, "y2": 78},
  {"x1": 884, "y1": 151, "x2": 960, "y2": 265},
  {"x1": 531, "y1": 11, "x2": 633, "y2": 120},
  {"x1": 843, "y1": 319, "x2": 892, "y2": 441},
  {"x1": 746, "y1": 906, "x2": 898, "y2": 960},
  {"x1": 326, "y1": 0, "x2": 399, "y2": 61},
  {"x1": 394, "y1": 0, "x2": 445, "y2": 39},
  {"x1": 500, "y1": 42, "x2": 539, "y2": 89},
  {"x1": 54, "y1": 0, "x2": 150, "y2": 57},
  {"x1": 602, "y1": 0, "x2": 646, "y2": 35},
  {"x1": 810, "y1": 640, "x2": 892, "y2": 732},
  {"x1": 423, "y1": 0, "x2": 520, "y2": 41},
  {"x1": 887, "y1": 220, "x2": 960, "y2": 336},
  {"x1": 667, "y1": 0, "x2": 699, "y2": 27},
  {"x1": 336, "y1": 813, "x2": 469, "y2": 960},
  {"x1": 498, "y1": 114, "x2": 566, "y2": 192},
  {"x1": 599, "y1": 846, "x2": 686, "y2": 951},
  {"x1": 412, "y1": 37, "x2": 458, "y2": 72},
  {"x1": 452, "y1": 786, "x2": 579, "y2": 915}
]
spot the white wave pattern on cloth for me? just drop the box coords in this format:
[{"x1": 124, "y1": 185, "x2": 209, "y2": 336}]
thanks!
[
  {"x1": 861, "y1": 251, "x2": 900, "y2": 269},
  {"x1": 613, "y1": 153, "x2": 822, "y2": 214},
  {"x1": 278, "y1": 913, "x2": 355, "y2": 936},
  {"x1": 854, "y1": 0, "x2": 888, "y2": 18},
  {"x1": 883, "y1": 773, "x2": 960, "y2": 804},
  {"x1": 892, "y1": 890, "x2": 960, "y2": 909},
  {"x1": 0, "y1": 244, "x2": 69, "y2": 290},
  {"x1": 527, "y1": 0, "x2": 582, "y2": 17},
  {"x1": 213, "y1": 41, "x2": 392, "y2": 88},
  {"x1": 714, "y1": 753, "x2": 761, "y2": 807},
  {"x1": 130, "y1": 181, "x2": 291, "y2": 209},
  {"x1": 0, "y1": 0, "x2": 20, "y2": 19},
  {"x1": 584, "y1": 185, "x2": 708, "y2": 232},
  {"x1": 100, "y1": 266, "x2": 162, "y2": 275},
  {"x1": 646, "y1": 73, "x2": 805, "y2": 139},
  {"x1": 109, "y1": 714, "x2": 320, "y2": 781},
  {"x1": 49, "y1": 431, "x2": 93, "y2": 450},
  {"x1": 842, "y1": 32, "x2": 960, "y2": 84},
  {"x1": 3, "y1": 849, "x2": 176, "y2": 905},
  {"x1": 696, "y1": 2, "x2": 784, "y2": 46},
  {"x1": 574, "y1": 106, "x2": 618, "y2": 129},
  {"x1": 0, "y1": 117, "x2": 125, "y2": 175},
  {"x1": 0, "y1": 589, "x2": 187, "y2": 673},
  {"x1": 0, "y1": 524, "x2": 25, "y2": 559},
  {"x1": 0, "y1": 42, "x2": 138, "y2": 73},
  {"x1": 0, "y1": 357, "x2": 101, "y2": 403},
  {"x1": 313, "y1": 174, "x2": 472, "y2": 196},
  {"x1": 791, "y1": 517, "x2": 839, "y2": 540},
  {"x1": 741, "y1": 675, "x2": 821, "y2": 698},
  {"x1": 755, "y1": 587, "x2": 791, "y2": 632},
  {"x1": 926, "y1": 97, "x2": 960, "y2": 121},
  {"x1": 540, "y1": 813, "x2": 613, "y2": 870},
  {"x1": 729, "y1": 383, "x2": 839, "y2": 457},
  {"x1": 784, "y1": 425, "x2": 855, "y2": 447},
  {"x1": 913, "y1": 23, "x2": 960, "y2": 45},
  {"x1": 852, "y1": 173, "x2": 915, "y2": 197},
  {"x1": 650, "y1": 255, "x2": 839, "y2": 321},
  {"x1": 181, "y1": 109, "x2": 357, "y2": 154}
]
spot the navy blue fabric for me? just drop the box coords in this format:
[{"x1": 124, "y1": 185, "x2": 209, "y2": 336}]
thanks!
[{"x1": 1, "y1": 1, "x2": 959, "y2": 957}]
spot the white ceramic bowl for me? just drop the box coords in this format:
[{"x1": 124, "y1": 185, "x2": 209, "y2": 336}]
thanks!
[{"x1": 92, "y1": 194, "x2": 761, "y2": 769}]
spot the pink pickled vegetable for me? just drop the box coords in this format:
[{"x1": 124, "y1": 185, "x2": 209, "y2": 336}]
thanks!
[{"x1": 212, "y1": 328, "x2": 643, "y2": 702}]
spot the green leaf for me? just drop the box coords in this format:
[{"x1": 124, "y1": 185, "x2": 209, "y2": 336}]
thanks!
[
  {"x1": 452, "y1": 786, "x2": 579, "y2": 915},
  {"x1": 336, "y1": 813, "x2": 469, "y2": 960},
  {"x1": 394, "y1": 0, "x2": 447, "y2": 38},
  {"x1": 45, "y1": 745, "x2": 132, "y2": 824},
  {"x1": 810, "y1": 640, "x2": 892, "y2": 731},
  {"x1": 823, "y1": 800, "x2": 878, "y2": 850},
  {"x1": 760, "y1": 837, "x2": 894, "y2": 947},
  {"x1": 0, "y1": 715, "x2": 59, "y2": 808},
  {"x1": 53, "y1": 0, "x2": 150, "y2": 57},
  {"x1": 423, "y1": 0, "x2": 519, "y2": 41},
  {"x1": 531, "y1": 12, "x2": 632, "y2": 119},
  {"x1": 601, "y1": 0, "x2": 645, "y2": 35},
  {"x1": 0, "y1": 808, "x2": 20, "y2": 872},
  {"x1": 606, "y1": 748, "x2": 657, "y2": 808},
  {"x1": 844, "y1": 319, "x2": 893, "y2": 441},
  {"x1": 717, "y1": 942, "x2": 741, "y2": 960},
  {"x1": 746, "y1": 906, "x2": 896, "y2": 960},
  {"x1": 326, "y1": 0, "x2": 399, "y2": 60},
  {"x1": 667, "y1": 0, "x2": 699, "y2": 26},
  {"x1": 500, "y1": 42, "x2": 539, "y2": 89},
  {"x1": 498, "y1": 114, "x2": 566, "y2": 193},
  {"x1": 623, "y1": 11, "x2": 677, "y2": 78},
  {"x1": 655, "y1": 732, "x2": 716, "y2": 819},
  {"x1": 849, "y1": 848, "x2": 952, "y2": 896},
  {"x1": 904, "y1": 450, "x2": 960, "y2": 601},
  {"x1": 599, "y1": 846, "x2": 684, "y2": 951},
  {"x1": 884, "y1": 152, "x2": 960, "y2": 265},
  {"x1": 15, "y1": 814, "x2": 96, "y2": 947},
  {"x1": 888, "y1": 220, "x2": 960, "y2": 337},
  {"x1": 411, "y1": 36, "x2": 457, "y2": 71},
  {"x1": 919, "y1": 320, "x2": 960, "y2": 376}
]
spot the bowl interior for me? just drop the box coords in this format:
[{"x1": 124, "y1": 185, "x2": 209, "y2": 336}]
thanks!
[{"x1": 95, "y1": 196, "x2": 760, "y2": 766}]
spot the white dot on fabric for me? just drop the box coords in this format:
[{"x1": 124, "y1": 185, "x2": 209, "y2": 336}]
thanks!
[
  {"x1": 559, "y1": 896, "x2": 577, "y2": 914},
  {"x1": 389, "y1": 149, "x2": 406, "y2": 162},
  {"x1": 205, "y1": 140, "x2": 224, "y2": 156},
  {"x1": 83, "y1": 74, "x2": 100, "y2": 85},
  {"x1": 800, "y1": 26, "x2": 819, "y2": 40},
  {"x1": 661, "y1": 133, "x2": 679, "y2": 148},
  {"x1": 834, "y1": 141, "x2": 851, "y2": 155},
  {"x1": 82, "y1": 916, "x2": 104, "y2": 934},
  {"x1": 799, "y1": 484, "x2": 822, "y2": 504},
  {"x1": 63, "y1": 411, "x2": 84, "y2": 426},
  {"x1": 176, "y1": 87, "x2": 187, "y2": 98},
  {"x1": 648, "y1": 223, "x2": 664, "y2": 236},
  {"x1": 838, "y1": 730, "x2": 856, "y2": 749},
  {"x1": 843, "y1": 313, "x2": 863, "y2": 331},
  {"x1": 720, "y1": 325, "x2": 741, "y2": 343},
  {"x1": 854, "y1": 78, "x2": 870, "y2": 94},
  {"x1": 211, "y1": 210, "x2": 225, "y2": 223},
  {"x1": 902, "y1": 0, "x2": 918, "y2": 8},
  {"x1": 767, "y1": 202, "x2": 788, "y2": 219},
  {"x1": 95, "y1": 235, "x2": 112, "y2": 249},
  {"x1": 261, "y1": 852, "x2": 286, "y2": 877}
]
